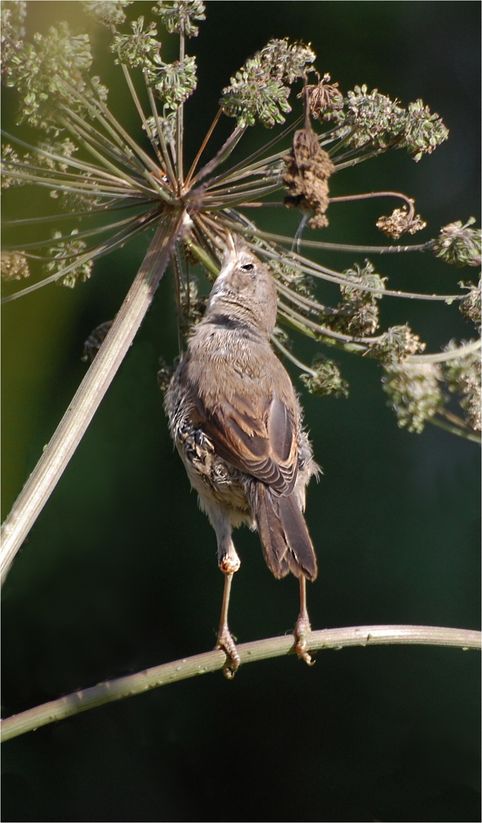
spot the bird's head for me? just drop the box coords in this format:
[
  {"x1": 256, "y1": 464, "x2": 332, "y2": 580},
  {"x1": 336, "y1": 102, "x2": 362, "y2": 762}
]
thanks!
[{"x1": 206, "y1": 235, "x2": 278, "y2": 336}]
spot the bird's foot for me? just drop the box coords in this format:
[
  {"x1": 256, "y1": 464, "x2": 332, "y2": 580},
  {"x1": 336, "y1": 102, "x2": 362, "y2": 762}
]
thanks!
[
  {"x1": 216, "y1": 624, "x2": 240, "y2": 680},
  {"x1": 219, "y1": 554, "x2": 241, "y2": 575},
  {"x1": 293, "y1": 613, "x2": 315, "y2": 667}
]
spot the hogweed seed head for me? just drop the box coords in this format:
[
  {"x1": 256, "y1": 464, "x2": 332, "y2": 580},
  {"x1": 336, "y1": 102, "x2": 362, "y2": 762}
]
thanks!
[
  {"x1": 432, "y1": 218, "x2": 481, "y2": 267},
  {"x1": 153, "y1": 1, "x2": 206, "y2": 38},
  {"x1": 371, "y1": 325, "x2": 425, "y2": 364},
  {"x1": 326, "y1": 261, "x2": 386, "y2": 337},
  {"x1": 304, "y1": 73, "x2": 343, "y2": 119},
  {"x1": 459, "y1": 279, "x2": 481, "y2": 330},
  {"x1": 112, "y1": 17, "x2": 161, "y2": 68},
  {"x1": 376, "y1": 206, "x2": 426, "y2": 239},
  {"x1": 83, "y1": 1, "x2": 134, "y2": 29},
  {"x1": 1, "y1": 251, "x2": 30, "y2": 281},
  {"x1": 382, "y1": 363, "x2": 443, "y2": 433},
  {"x1": 220, "y1": 38, "x2": 315, "y2": 128},
  {"x1": 46, "y1": 231, "x2": 94, "y2": 288},
  {"x1": 443, "y1": 340, "x2": 481, "y2": 431},
  {"x1": 300, "y1": 356, "x2": 349, "y2": 399}
]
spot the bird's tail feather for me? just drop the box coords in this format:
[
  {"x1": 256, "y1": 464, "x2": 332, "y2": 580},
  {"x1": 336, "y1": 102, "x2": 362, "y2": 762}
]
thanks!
[{"x1": 252, "y1": 484, "x2": 318, "y2": 581}]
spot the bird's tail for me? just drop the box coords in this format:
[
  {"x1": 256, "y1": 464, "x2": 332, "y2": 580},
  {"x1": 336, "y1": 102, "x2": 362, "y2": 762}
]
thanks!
[{"x1": 252, "y1": 484, "x2": 318, "y2": 581}]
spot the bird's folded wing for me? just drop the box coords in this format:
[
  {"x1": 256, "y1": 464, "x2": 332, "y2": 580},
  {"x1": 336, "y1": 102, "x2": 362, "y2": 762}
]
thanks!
[{"x1": 197, "y1": 391, "x2": 298, "y2": 495}]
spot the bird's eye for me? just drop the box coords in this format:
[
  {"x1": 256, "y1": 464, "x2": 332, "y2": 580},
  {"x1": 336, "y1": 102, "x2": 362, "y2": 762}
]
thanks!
[{"x1": 240, "y1": 263, "x2": 255, "y2": 272}]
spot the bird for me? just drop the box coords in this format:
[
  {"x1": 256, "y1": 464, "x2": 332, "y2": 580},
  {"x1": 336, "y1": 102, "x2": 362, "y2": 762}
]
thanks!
[{"x1": 165, "y1": 234, "x2": 319, "y2": 677}]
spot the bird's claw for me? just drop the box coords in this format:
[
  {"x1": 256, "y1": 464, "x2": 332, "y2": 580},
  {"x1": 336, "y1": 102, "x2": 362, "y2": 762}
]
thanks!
[
  {"x1": 293, "y1": 614, "x2": 315, "y2": 667},
  {"x1": 216, "y1": 626, "x2": 240, "y2": 679}
]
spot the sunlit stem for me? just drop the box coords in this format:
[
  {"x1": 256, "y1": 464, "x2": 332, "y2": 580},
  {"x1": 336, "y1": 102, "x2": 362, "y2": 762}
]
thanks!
[
  {"x1": 192, "y1": 214, "x2": 224, "y2": 263},
  {"x1": 2, "y1": 201, "x2": 150, "y2": 226},
  {"x1": 57, "y1": 113, "x2": 145, "y2": 183},
  {"x1": 120, "y1": 63, "x2": 166, "y2": 172},
  {"x1": 185, "y1": 108, "x2": 222, "y2": 187},
  {"x1": 279, "y1": 299, "x2": 375, "y2": 347},
  {"x1": 1, "y1": 172, "x2": 143, "y2": 200},
  {"x1": 146, "y1": 83, "x2": 177, "y2": 188},
  {"x1": 0, "y1": 210, "x2": 186, "y2": 584},
  {"x1": 1, "y1": 162, "x2": 138, "y2": 194},
  {"x1": 278, "y1": 307, "x2": 364, "y2": 355},
  {"x1": 6, "y1": 213, "x2": 154, "y2": 252},
  {"x1": 1, "y1": 625, "x2": 478, "y2": 743},
  {"x1": 276, "y1": 279, "x2": 328, "y2": 316},
  {"x1": 333, "y1": 146, "x2": 390, "y2": 172},
  {"x1": 254, "y1": 227, "x2": 429, "y2": 256},
  {"x1": 191, "y1": 125, "x2": 246, "y2": 186},
  {"x1": 94, "y1": 98, "x2": 175, "y2": 192},
  {"x1": 205, "y1": 114, "x2": 302, "y2": 188},
  {"x1": 183, "y1": 235, "x2": 219, "y2": 277},
  {"x1": 2, "y1": 211, "x2": 162, "y2": 303},
  {"x1": 205, "y1": 183, "x2": 281, "y2": 207},
  {"x1": 58, "y1": 81, "x2": 149, "y2": 172},
  {"x1": 176, "y1": 31, "x2": 185, "y2": 189},
  {"x1": 2, "y1": 128, "x2": 139, "y2": 187},
  {"x1": 329, "y1": 190, "x2": 416, "y2": 221},
  {"x1": 407, "y1": 339, "x2": 481, "y2": 364},
  {"x1": 271, "y1": 335, "x2": 317, "y2": 377},
  {"x1": 430, "y1": 415, "x2": 481, "y2": 445}
]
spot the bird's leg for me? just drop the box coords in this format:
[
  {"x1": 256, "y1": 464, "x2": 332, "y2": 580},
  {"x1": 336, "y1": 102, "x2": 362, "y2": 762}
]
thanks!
[
  {"x1": 293, "y1": 575, "x2": 315, "y2": 666},
  {"x1": 204, "y1": 501, "x2": 241, "y2": 677},
  {"x1": 216, "y1": 539, "x2": 241, "y2": 679}
]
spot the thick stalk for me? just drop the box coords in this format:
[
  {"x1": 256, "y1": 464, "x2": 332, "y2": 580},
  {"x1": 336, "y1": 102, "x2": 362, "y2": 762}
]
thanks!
[
  {"x1": 1, "y1": 625, "x2": 479, "y2": 742},
  {"x1": 0, "y1": 210, "x2": 185, "y2": 584}
]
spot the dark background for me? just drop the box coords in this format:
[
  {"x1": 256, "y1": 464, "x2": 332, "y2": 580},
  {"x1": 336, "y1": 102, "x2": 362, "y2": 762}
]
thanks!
[{"x1": 2, "y1": 2, "x2": 480, "y2": 821}]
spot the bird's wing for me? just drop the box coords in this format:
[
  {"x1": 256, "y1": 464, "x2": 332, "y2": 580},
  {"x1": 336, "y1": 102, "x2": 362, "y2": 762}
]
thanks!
[{"x1": 196, "y1": 389, "x2": 298, "y2": 495}]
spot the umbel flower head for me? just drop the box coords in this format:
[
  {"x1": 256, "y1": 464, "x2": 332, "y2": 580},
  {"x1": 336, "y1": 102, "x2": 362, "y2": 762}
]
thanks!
[{"x1": 1, "y1": 1, "x2": 480, "y2": 442}]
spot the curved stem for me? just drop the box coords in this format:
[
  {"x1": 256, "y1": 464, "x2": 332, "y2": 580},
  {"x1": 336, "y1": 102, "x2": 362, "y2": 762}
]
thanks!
[
  {"x1": 1, "y1": 625, "x2": 479, "y2": 743},
  {"x1": 271, "y1": 335, "x2": 317, "y2": 376},
  {"x1": 0, "y1": 210, "x2": 186, "y2": 584},
  {"x1": 408, "y1": 339, "x2": 481, "y2": 364},
  {"x1": 254, "y1": 226, "x2": 430, "y2": 256},
  {"x1": 329, "y1": 189, "x2": 416, "y2": 219}
]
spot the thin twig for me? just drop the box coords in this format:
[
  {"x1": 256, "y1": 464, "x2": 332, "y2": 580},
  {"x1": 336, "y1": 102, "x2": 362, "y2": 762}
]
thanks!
[
  {"x1": 176, "y1": 31, "x2": 185, "y2": 189},
  {"x1": 0, "y1": 210, "x2": 186, "y2": 584},
  {"x1": 1, "y1": 625, "x2": 479, "y2": 743},
  {"x1": 2, "y1": 211, "x2": 162, "y2": 302},
  {"x1": 185, "y1": 108, "x2": 222, "y2": 187},
  {"x1": 429, "y1": 416, "x2": 481, "y2": 445},
  {"x1": 407, "y1": 339, "x2": 481, "y2": 364},
  {"x1": 271, "y1": 335, "x2": 317, "y2": 376},
  {"x1": 191, "y1": 125, "x2": 246, "y2": 186}
]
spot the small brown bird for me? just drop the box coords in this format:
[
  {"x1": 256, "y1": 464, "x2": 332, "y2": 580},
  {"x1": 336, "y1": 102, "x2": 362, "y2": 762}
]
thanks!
[{"x1": 165, "y1": 236, "x2": 319, "y2": 677}]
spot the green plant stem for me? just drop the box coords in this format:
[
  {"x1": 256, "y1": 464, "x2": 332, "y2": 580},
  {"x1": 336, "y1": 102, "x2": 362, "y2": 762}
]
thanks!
[
  {"x1": 1, "y1": 625, "x2": 479, "y2": 743},
  {"x1": 0, "y1": 210, "x2": 186, "y2": 585},
  {"x1": 176, "y1": 31, "x2": 185, "y2": 189},
  {"x1": 191, "y1": 125, "x2": 246, "y2": 186},
  {"x1": 429, "y1": 415, "x2": 480, "y2": 444},
  {"x1": 408, "y1": 339, "x2": 481, "y2": 364},
  {"x1": 271, "y1": 335, "x2": 317, "y2": 376}
]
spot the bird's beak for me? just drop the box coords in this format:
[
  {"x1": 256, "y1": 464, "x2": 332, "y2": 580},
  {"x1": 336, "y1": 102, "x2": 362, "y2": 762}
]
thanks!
[{"x1": 221, "y1": 232, "x2": 238, "y2": 270}]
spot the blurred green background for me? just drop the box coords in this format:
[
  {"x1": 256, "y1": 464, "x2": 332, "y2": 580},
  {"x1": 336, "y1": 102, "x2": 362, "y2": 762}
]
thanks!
[{"x1": 2, "y1": 2, "x2": 480, "y2": 821}]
